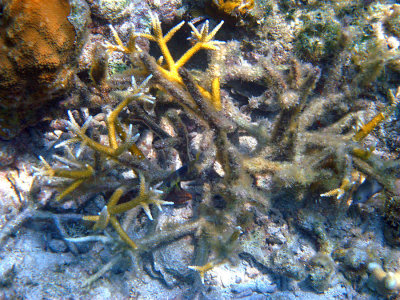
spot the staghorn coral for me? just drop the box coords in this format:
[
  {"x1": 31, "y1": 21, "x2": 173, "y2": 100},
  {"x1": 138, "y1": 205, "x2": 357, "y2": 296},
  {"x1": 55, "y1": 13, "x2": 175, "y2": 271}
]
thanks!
[
  {"x1": 0, "y1": 0, "x2": 89, "y2": 139},
  {"x1": 23, "y1": 8, "x2": 400, "y2": 298},
  {"x1": 33, "y1": 16, "x2": 238, "y2": 286},
  {"x1": 234, "y1": 53, "x2": 400, "y2": 207}
]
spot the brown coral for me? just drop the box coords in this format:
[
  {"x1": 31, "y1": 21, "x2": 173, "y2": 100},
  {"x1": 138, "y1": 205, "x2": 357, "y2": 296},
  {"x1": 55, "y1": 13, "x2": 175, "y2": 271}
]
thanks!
[{"x1": 0, "y1": 0, "x2": 80, "y2": 139}]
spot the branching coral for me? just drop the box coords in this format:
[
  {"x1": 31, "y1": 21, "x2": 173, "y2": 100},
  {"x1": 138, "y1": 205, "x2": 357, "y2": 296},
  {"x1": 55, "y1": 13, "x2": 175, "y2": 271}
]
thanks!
[
  {"x1": 237, "y1": 56, "x2": 400, "y2": 207},
  {"x1": 83, "y1": 173, "x2": 173, "y2": 249},
  {"x1": 320, "y1": 90, "x2": 399, "y2": 200},
  {"x1": 32, "y1": 10, "x2": 400, "y2": 294},
  {"x1": 35, "y1": 75, "x2": 154, "y2": 201},
  {"x1": 106, "y1": 13, "x2": 224, "y2": 111},
  {"x1": 38, "y1": 151, "x2": 95, "y2": 202},
  {"x1": 34, "y1": 13, "x2": 251, "y2": 286}
]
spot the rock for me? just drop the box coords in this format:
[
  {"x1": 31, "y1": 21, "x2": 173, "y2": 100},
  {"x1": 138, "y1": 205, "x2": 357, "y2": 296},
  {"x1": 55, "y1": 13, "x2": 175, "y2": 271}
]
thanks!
[
  {"x1": 89, "y1": 0, "x2": 129, "y2": 22},
  {"x1": 48, "y1": 239, "x2": 68, "y2": 253},
  {"x1": 0, "y1": 260, "x2": 16, "y2": 287}
]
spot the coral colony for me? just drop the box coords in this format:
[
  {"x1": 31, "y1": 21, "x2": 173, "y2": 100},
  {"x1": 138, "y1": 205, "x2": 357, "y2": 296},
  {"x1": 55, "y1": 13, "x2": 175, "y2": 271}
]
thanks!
[
  {"x1": 31, "y1": 10, "x2": 400, "y2": 292},
  {"x1": 0, "y1": 0, "x2": 87, "y2": 139},
  {"x1": 2, "y1": 0, "x2": 400, "y2": 297}
]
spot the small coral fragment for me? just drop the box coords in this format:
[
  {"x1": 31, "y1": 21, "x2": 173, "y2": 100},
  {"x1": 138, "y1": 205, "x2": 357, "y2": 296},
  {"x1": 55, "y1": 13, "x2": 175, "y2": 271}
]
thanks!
[
  {"x1": 189, "y1": 227, "x2": 241, "y2": 283},
  {"x1": 108, "y1": 174, "x2": 173, "y2": 221},
  {"x1": 368, "y1": 262, "x2": 400, "y2": 295},
  {"x1": 321, "y1": 171, "x2": 366, "y2": 202},
  {"x1": 188, "y1": 261, "x2": 219, "y2": 284},
  {"x1": 210, "y1": 0, "x2": 255, "y2": 18},
  {"x1": 352, "y1": 89, "x2": 399, "y2": 142},
  {"x1": 66, "y1": 110, "x2": 139, "y2": 158}
]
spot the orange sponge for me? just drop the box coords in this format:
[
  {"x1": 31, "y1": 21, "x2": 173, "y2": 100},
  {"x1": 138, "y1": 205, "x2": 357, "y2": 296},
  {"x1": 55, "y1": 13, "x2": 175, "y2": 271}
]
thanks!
[{"x1": 0, "y1": 0, "x2": 79, "y2": 139}]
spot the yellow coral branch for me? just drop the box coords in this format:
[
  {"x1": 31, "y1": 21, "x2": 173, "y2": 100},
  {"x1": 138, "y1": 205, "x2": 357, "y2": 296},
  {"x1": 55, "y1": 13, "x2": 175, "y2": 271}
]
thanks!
[
  {"x1": 211, "y1": 77, "x2": 222, "y2": 111},
  {"x1": 353, "y1": 89, "x2": 399, "y2": 142},
  {"x1": 109, "y1": 216, "x2": 138, "y2": 249},
  {"x1": 109, "y1": 174, "x2": 173, "y2": 220},
  {"x1": 56, "y1": 179, "x2": 85, "y2": 202},
  {"x1": 105, "y1": 25, "x2": 141, "y2": 54},
  {"x1": 188, "y1": 261, "x2": 219, "y2": 284},
  {"x1": 352, "y1": 112, "x2": 386, "y2": 142},
  {"x1": 139, "y1": 14, "x2": 224, "y2": 110}
]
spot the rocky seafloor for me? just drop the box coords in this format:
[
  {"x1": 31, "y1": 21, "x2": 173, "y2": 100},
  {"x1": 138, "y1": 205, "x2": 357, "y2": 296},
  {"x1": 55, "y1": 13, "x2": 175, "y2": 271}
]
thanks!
[{"x1": 1, "y1": 0, "x2": 400, "y2": 299}]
